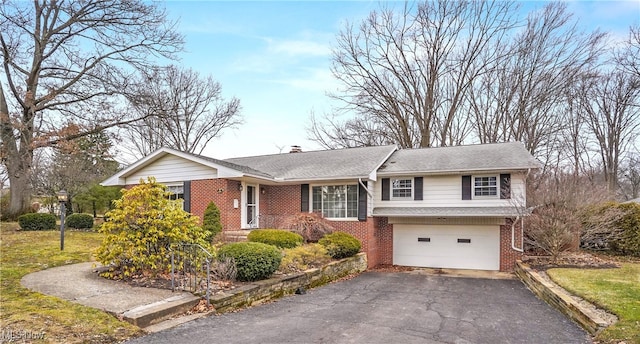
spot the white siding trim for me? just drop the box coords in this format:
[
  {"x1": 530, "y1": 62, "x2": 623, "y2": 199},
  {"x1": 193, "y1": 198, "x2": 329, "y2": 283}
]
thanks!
[
  {"x1": 374, "y1": 173, "x2": 526, "y2": 208},
  {"x1": 125, "y1": 154, "x2": 217, "y2": 184},
  {"x1": 388, "y1": 217, "x2": 505, "y2": 225}
]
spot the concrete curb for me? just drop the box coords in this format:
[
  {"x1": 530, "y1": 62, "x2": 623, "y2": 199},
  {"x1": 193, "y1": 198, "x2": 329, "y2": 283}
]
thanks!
[
  {"x1": 121, "y1": 294, "x2": 201, "y2": 328},
  {"x1": 514, "y1": 261, "x2": 613, "y2": 335}
]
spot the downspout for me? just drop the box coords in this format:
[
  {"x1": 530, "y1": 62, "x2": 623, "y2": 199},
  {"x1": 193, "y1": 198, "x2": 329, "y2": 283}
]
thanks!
[
  {"x1": 511, "y1": 216, "x2": 524, "y2": 253},
  {"x1": 511, "y1": 167, "x2": 532, "y2": 253},
  {"x1": 358, "y1": 178, "x2": 373, "y2": 198}
]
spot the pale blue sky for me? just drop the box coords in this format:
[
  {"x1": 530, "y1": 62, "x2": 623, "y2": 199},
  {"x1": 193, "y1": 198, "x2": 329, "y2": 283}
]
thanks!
[{"x1": 163, "y1": 1, "x2": 640, "y2": 159}]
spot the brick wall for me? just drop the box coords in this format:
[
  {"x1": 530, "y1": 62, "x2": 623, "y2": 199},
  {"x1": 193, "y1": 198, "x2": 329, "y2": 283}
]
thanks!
[
  {"x1": 190, "y1": 179, "x2": 242, "y2": 231},
  {"x1": 375, "y1": 217, "x2": 394, "y2": 266},
  {"x1": 257, "y1": 184, "x2": 385, "y2": 268},
  {"x1": 500, "y1": 218, "x2": 524, "y2": 271}
]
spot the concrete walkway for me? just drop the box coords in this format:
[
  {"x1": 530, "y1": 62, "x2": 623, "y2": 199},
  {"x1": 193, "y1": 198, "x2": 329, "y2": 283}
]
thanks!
[{"x1": 21, "y1": 262, "x2": 200, "y2": 328}]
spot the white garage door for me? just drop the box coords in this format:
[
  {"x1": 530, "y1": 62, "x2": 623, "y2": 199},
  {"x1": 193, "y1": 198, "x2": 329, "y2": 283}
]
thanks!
[{"x1": 393, "y1": 224, "x2": 500, "y2": 271}]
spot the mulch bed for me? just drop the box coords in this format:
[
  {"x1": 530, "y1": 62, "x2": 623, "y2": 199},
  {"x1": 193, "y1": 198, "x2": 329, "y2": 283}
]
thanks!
[
  {"x1": 521, "y1": 251, "x2": 622, "y2": 271},
  {"x1": 369, "y1": 264, "x2": 414, "y2": 272}
]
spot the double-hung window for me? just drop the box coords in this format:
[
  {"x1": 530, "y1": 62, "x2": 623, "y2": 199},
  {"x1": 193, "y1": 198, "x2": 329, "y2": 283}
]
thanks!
[
  {"x1": 391, "y1": 178, "x2": 412, "y2": 199},
  {"x1": 312, "y1": 185, "x2": 358, "y2": 218},
  {"x1": 473, "y1": 176, "x2": 497, "y2": 197},
  {"x1": 166, "y1": 185, "x2": 184, "y2": 201}
]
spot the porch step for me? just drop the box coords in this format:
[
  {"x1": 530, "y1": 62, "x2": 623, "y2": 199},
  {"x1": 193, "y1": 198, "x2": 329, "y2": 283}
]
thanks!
[{"x1": 222, "y1": 230, "x2": 250, "y2": 242}]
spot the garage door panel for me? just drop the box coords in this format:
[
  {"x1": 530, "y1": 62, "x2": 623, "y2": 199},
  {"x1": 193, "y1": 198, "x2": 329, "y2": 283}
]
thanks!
[{"x1": 393, "y1": 225, "x2": 500, "y2": 270}]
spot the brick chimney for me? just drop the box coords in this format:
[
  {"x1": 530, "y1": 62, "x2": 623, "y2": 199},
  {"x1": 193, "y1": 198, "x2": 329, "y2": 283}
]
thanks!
[{"x1": 289, "y1": 145, "x2": 302, "y2": 153}]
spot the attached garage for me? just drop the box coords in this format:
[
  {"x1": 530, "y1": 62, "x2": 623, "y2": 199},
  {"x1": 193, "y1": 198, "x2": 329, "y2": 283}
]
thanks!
[{"x1": 393, "y1": 224, "x2": 500, "y2": 271}]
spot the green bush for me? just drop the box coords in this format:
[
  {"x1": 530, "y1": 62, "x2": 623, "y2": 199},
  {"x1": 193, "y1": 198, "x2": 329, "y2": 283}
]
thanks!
[
  {"x1": 609, "y1": 203, "x2": 640, "y2": 256},
  {"x1": 17, "y1": 213, "x2": 57, "y2": 231},
  {"x1": 318, "y1": 232, "x2": 361, "y2": 259},
  {"x1": 279, "y1": 244, "x2": 332, "y2": 274},
  {"x1": 218, "y1": 242, "x2": 282, "y2": 282},
  {"x1": 247, "y1": 229, "x2": 303, "y2": 249},
  {"x1": 202, "y1": 201, "x2": 222, "y2": 241},
  {"x1": 581, "y1": 202, "x2": 640, "y2": 256},
  {"x1": 66, "y1": 213, "x2": 94, "y2": 229}
]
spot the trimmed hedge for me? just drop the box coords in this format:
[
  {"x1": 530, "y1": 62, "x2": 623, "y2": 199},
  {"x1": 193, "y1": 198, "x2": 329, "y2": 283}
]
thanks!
[
  {"x1": 18, "y1": 213, "x2": 57, "y2": 231},
  {"x1": 66, "y1": 213, "x2": 94, "y2": 229},
  {"x1": 318, "y1": 232, "x2": 361, "y2": 259},
  {"x1": 247, "y1": 229, "x2": 304, "y2": 249},
  {"x1": 218, "y1": 242, "x2": 282, "y2": 281}
]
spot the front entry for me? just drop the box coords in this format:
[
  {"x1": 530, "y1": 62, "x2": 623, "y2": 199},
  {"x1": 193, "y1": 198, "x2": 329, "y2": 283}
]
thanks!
[{"x1": 242, "y1": 183, "x2": 258, "y2": 229}]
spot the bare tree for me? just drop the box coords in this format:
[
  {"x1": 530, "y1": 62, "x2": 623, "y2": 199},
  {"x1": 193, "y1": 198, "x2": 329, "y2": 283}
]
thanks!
[
  {"x1": 308, "y1": 111, "x2": 394, "y2": 149},
  {"x1": 468, "y1": 2, "x2": 605, "y2": 158},
  {"x1": 616, "y1": 25, "x2": 640, "y2": 78},
  {"x1": 577, "y1": 70, "x2": 640, "y2": 192},
  {"x1": 123, "y1": 65, "x2": 242, "y2": 158},
  {"x1": 311, "y1": 0, "x2": 517, "y2": 149},
  {"x1": 524, "y1": 171, "x2": 613, "y2": 259},
  {"x1": 0, "y1": 0, "x2": 183, "y2": 219},
  {"x1": 619, "y1": 153, "x2": 640, "y2": 200}
]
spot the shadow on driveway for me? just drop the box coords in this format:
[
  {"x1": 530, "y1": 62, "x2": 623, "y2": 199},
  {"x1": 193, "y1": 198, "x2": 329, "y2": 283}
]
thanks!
[{"x1": 126, "y1": 271, "x2": 592, "y2": 344}]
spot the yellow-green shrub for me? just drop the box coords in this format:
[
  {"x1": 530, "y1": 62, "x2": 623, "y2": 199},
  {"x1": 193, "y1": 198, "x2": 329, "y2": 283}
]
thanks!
[
  {"x1": 319, "y1": 232, "x2": 361, "y2": 259},
  {"x1": 247, "y1": 229, "x2": 303, "y2": 248},
  {"x1": 279, "y1": 244, "x2": 332, "y2": 274},
  {"x1": 96, "y1": 177, "x2": 210, "y2": 278}
]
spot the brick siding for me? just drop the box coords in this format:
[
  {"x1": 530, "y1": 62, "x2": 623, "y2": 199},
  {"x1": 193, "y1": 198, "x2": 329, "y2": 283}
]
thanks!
[
  {"x1": 190, "y1": 179, "x2": 242, "y2": 231},
  {"x1": 500, "y1": 218, "x2": 524, "y2": 271}
]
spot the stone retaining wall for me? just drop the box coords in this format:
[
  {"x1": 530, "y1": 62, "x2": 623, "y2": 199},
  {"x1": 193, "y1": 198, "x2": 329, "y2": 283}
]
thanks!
[
  {"x1": 514, "y1": 261, "x2": 611, "y2": 334},
  {"x1": 210, "y1": 253, "x2": 367, "y2": 313}
]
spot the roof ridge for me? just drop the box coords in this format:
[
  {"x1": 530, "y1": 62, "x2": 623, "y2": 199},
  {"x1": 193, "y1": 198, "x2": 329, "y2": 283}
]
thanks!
[{"x1": 224, "y1": 144, "x2": 398, "y2": 161}]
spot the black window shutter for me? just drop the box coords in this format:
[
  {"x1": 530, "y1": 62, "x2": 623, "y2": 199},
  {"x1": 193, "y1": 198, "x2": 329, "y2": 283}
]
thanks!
[
  {"x1": 462, "y1": 175, "x2": 472, "y2": 200},
  {"x1": 358, "y1": 181, "x2": 367, "y2": 221},
  {"x1": 500, "y1": 174, "x2": 511, "y2": 199},
  {"x1": 183, "y1": 180, "x2": 191, "y2": 212},
  {"x1": 381, "y1": 178, "x2": 390, "y2": 201},
  {"x1": 300, "y1": 184, "x2": 309, "y2": 212},
  {"x1": 414, "y1": 177, "x2": 423, "y2": 201}
]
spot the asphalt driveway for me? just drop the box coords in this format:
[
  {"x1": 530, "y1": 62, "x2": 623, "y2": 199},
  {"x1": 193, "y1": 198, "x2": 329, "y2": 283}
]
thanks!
[{"x1": 126, "y1": 271, "x2": 591, "y2": 344}]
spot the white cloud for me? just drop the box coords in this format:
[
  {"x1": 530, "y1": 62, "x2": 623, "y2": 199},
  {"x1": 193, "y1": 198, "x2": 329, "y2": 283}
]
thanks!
[
  {"x1": 269, "y1": 68, "x2": 339, "y2": 93},
  {"x1": 268, "y1": 39, "x2": 331, "y2": 56}
]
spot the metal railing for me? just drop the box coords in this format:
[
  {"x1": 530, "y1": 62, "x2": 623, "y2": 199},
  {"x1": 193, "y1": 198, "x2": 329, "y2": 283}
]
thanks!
[{"x1": 170, "y1": 243, "x2": 213, "y2": 304}]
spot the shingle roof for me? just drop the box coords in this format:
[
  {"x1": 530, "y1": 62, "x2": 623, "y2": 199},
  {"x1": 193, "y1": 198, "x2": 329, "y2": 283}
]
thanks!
[
  {"x1": 377, "y1": 142, "x2": 539, "y2": 174},
  {"x1": 188, "y1": 152, "x2": 273, "y2": 178},
  {"x1": 224, "y1": 145, "x2": 397, "y2": 181},
  {"x1": 373, "y1": 207, "x2": 529, "y2": 217}
]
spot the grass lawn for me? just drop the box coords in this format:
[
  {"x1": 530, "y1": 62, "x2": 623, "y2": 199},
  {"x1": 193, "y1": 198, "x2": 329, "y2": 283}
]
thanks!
[
  {"x1": 0, "y1": 222, "x2": 141, "y2": 343},
  {"x1": 547, "y1": 262, "x2": 640, "y2": 344}
]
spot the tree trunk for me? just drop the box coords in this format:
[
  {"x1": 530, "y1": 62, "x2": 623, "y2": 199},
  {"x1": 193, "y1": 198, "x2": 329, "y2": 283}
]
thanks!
[{"x1": 5, "y1": 151, "x2": 34, "y2": 219}]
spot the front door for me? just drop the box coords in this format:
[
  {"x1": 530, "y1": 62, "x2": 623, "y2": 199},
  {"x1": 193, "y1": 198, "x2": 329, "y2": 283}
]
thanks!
[{"x1": 246, "y1": 185, "x2": 257, "y2": 228}]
